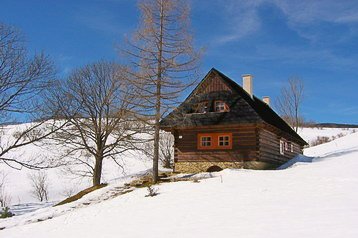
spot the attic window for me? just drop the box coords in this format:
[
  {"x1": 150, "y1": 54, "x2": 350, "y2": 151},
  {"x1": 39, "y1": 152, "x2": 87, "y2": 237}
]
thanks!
[
  {"x1": 215, "y1": 101, "x2": 229, "y2": 112},
  {"x1": 194, "y1": 101, "x2": 208, "y2": 113}
]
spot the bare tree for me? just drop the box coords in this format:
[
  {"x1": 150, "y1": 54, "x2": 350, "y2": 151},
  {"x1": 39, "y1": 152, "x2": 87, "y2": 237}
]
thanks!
[
  {"x1": 47, "y1": 61, "x2": 145, "y2": 186},
  {"x1": 61, "y1": 185, "x2": 78, "y2": 199},
  {"x1": 275, "y1": 77, "x2": 304, "y2": 132},
  {"x1": 159, "y1": 132, "x2": 174, "y2": 169},
  {"x1": 0, "y1": 23, "x2": 63, "y2": 170},
  {"x1": 144, "y1": 132, "x2": 174, "y2": 169},
  {"x1": 124, "y1": 0, "x2": 201, "y2": 183},
  {"x1": 0, "y1": 171, "x2": 11, "y2": 207},
  {"x1": 28, "y1": 170, "x2": 49, "y2": 202}
]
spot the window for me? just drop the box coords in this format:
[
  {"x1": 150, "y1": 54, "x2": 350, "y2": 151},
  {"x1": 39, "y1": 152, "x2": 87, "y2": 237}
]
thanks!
[
  {"x1": 214, "y1": 101, "x2": 229, "y2": 112},
  {"x1": 285, "y1": 142, "x2": 294, "y2": 152},
  {"x1": 285, "y1": 142, "x2": 289, "y2": 151},
  {"x1": 194, "y1": 101, "x2": 208, "y2": 113},
  {"x1": 280, "y1": 140, "x2": 285, "y2": 155},
  {"x1": 200, "y1": 136, "x2": 212, "y2": 147},
  {"x1": 198, "y1": 133, "x2": 232, "y2": 150},
  {"x1": 219, "y1": 135, "x2": 230, "y2": 146}
]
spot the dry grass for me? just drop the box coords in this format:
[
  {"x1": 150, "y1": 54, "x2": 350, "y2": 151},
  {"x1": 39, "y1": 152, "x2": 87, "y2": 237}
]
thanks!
[{"x1": 55, "y1": 183, "x2": 107, "y2": 206}]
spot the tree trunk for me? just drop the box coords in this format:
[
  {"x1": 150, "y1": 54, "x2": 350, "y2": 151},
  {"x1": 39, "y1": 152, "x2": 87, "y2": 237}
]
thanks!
[
  {"x1": 153, "y1": 1, "x2": 164, "y2": 184},
  {"x1": 153, "y1": 120, "x2": 160, "y2": 183},
  {"x1": 93, "y1": 156, "x2": 103, "y2": 186}
]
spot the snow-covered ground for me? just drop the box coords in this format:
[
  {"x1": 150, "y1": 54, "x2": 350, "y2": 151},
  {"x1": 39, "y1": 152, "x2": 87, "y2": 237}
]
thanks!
[
  {"x1": 1, "y1": 126, "x2": 355, "y2": 208},
  {"x1": 1, "y1": 128, "x2": 358, "y2": 237}
]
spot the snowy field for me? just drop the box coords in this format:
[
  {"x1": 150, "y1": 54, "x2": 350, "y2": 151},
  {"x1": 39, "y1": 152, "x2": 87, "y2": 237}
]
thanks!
[
  {"x1": 2, "y1": 126, "x2": 355, "y2": 208},
  {"x1": 298, "y1": 127, "x2": 356, "y2": 145},
  {"x1": 1, "y1": 126, "x2": 358, "y2": 237}
]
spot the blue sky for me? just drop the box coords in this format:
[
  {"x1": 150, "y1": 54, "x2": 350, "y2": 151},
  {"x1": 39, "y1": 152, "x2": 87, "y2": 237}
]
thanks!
[{"x1": 1, "y1": 0, "x2": 358, "y2": 124}]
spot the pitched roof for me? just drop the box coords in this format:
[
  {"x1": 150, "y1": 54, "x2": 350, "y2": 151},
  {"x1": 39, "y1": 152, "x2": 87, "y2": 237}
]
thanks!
[{"x1": 160, "y1": 68, "x2": 307, "y2": 145}]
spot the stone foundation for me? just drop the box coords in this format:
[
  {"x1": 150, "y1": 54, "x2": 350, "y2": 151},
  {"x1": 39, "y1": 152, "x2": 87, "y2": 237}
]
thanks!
[{"x1": 174, "y1": 161, "x2": 277, "y2": 173}]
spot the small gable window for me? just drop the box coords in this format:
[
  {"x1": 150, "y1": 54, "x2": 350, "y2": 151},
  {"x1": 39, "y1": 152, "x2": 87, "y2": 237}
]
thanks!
[{"x1": 214, "y1": 101, "x2": 229, "y2": 112}]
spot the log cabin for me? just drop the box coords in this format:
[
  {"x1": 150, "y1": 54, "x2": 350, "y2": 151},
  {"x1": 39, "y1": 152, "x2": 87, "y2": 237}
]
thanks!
[{"x1": 160, "y1": 68, "x2": 307, "y2": 173}]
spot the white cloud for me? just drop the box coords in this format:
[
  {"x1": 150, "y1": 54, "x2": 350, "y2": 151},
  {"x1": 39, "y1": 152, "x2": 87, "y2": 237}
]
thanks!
[
  {"x1": 193, "y1": 0, "x2": 264, "y2": 44},
  {"x1": 202, "y1": 0, "x2": 358, "y2": 44},
  {"x1": 273, "y1": 0, "x2": 358, "y2": 24},
  {"x1": 271, "y1": 0, "x2": 358, "y2": 42}
]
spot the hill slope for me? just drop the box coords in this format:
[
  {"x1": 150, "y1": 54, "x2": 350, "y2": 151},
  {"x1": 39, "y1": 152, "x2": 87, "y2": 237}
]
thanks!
[
  {"x1": 2, "y1": 126, "x2": 355, "y2": 207},
  {"x1": 1, "y1": 131, "x2": 358, "y2": 238}
]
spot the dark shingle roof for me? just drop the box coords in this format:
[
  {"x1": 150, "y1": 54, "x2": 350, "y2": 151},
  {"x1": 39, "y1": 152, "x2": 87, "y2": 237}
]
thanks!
[{"x1": 160, "y1": 68, "x2": 307, "y2": 145}]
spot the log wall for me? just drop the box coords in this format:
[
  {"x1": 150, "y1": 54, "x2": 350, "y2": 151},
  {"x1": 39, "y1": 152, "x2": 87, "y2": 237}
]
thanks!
[{"x1": 174, "y1": 124, "x2": 258, "y2": 163}]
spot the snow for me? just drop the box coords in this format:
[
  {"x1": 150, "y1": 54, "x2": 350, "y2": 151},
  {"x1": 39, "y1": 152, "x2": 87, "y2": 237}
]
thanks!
[
  {"x1": 2, "y1": 126, "x2": 353, "y2": 207},
  {"x1": 1, "y1": 128, "x2": 358, "y2": 237},
  {"x1": 10, "y1": 202, "x2": 55, "y2": 216}
]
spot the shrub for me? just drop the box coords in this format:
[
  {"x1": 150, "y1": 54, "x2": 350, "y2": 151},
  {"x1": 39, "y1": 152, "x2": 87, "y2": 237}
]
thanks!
[
  {"x1": 145, "y1": 185, "x2": 159, "y2": 197},
  {"x1": 310, "y1": 136, "x2": 331, "y2": 146},
  {"x1": 0, "y1": 207, "x2": 14, "y2": 219}
]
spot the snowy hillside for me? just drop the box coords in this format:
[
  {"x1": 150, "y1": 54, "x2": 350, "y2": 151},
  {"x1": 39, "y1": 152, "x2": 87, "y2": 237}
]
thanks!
[
  {"x1": 1, "y1": 129, "x2": 358, "y2": 237},
  {"x1": 298, "y1": 127, "x2": 356, "y2": 146},
  {"x1": 0, "y1": 122, "x2": 152, "y2": 208},
  {"x1": 0, "y1": 126, "x2": 355, "y2": 207}
]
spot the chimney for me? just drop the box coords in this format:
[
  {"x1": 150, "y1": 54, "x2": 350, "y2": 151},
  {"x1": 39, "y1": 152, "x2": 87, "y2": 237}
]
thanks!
[
  {"x1": 242, "y1": 74, "x2": 253, "y2": 97},
  {"x1": 263, "y1": 96, "x2": 270, "y2": 106}
]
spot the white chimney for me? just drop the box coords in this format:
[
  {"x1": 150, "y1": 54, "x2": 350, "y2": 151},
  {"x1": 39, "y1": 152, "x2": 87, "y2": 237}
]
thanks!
[
  {"x1": 263, "y1": 96, "x2": 270, "y2": 106},
  {"x1": 242, "y1": 74, "x2": 253, "y2": 97}
]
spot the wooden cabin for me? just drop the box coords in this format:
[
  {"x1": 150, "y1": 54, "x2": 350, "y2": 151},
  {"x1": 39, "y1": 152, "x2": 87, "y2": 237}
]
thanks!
[{"x1": 160, "y1": 68, "x2": 307, "y2": 173}]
